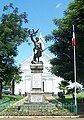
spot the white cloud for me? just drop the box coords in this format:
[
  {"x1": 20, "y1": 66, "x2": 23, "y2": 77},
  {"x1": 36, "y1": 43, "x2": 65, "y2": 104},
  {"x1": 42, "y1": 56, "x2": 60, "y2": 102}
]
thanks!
[{"x1": 56, "y1": 3, "x2": 62, "y2": 8}]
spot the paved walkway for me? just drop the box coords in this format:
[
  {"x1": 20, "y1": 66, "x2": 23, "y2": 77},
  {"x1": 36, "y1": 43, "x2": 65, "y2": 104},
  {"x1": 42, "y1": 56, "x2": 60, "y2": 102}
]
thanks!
[
  {"x1": 0, "y1": 118, "x2": 83, "y2": 120},
  {"x1": 0, "y1": 116, "x2": 84, "y2": 120}
]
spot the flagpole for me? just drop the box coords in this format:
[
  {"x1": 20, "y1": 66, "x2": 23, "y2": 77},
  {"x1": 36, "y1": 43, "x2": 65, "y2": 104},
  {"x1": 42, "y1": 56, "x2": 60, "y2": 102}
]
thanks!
[
  {"x1": 73, "y1": 25, "x2": 77, "y2": 106},
  {"x1": 74, "y1": 45, "x2": 76, "y2": 106}
]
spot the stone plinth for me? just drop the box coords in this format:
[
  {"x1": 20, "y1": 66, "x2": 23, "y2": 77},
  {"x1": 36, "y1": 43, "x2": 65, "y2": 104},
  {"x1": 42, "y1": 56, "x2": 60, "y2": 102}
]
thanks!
[
  {"x1": 28, "y1": 63, "x2": 46, "y2": 103},
  {"x1": 30, "y1": 64, "x2": 43, "y2": 73}
]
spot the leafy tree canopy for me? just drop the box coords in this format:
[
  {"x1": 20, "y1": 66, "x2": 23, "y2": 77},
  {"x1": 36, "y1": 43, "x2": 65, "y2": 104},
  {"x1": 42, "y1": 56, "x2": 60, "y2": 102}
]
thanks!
[
  {"x1": 0, "y1": 3, "x2": 29, "y2": 97},
  {"x1": 45, "y1": 0, "x2": 84, "y2": 84}
]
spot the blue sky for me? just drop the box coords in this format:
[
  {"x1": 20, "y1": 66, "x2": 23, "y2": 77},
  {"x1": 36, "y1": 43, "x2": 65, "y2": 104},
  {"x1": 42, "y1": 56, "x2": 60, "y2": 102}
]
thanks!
[{"x1": 0, "y1": 0, "x2": 73, "y2": 65}]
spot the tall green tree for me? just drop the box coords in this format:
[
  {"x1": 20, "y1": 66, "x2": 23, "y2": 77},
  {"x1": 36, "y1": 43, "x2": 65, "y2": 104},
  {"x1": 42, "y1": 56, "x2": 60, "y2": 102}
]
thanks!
[
  {"x1": 0, "y1": 3, "x2": 28, "y2": 98},
  {"x1": 45, "y1": 0, "x2": 84, "y2": 84}
]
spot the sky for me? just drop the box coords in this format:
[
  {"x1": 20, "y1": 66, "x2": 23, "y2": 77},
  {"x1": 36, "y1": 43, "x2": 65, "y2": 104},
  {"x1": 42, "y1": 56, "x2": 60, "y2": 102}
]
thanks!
[{"x1": 0, "y1": 0, "x2": 73, "y2": 65}]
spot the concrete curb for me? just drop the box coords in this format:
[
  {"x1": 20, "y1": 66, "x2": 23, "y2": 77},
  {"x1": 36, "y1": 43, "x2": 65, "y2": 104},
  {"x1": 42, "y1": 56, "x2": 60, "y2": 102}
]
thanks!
[{"x1": 0, "y1": 115, "x2": 79, "y2": 118}]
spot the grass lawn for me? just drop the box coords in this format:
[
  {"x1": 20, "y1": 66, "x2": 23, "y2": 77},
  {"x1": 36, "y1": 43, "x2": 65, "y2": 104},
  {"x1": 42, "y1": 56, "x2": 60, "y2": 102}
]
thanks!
[
  {"x1": 2, "y1": 94, "x2": 25, "y2": 104},
  {"x1": 65, "y1": 91, "x2": 84, "y2": 102},
  {"x1": 55, "y1": 92, "x2": 84, "y2": 99}
]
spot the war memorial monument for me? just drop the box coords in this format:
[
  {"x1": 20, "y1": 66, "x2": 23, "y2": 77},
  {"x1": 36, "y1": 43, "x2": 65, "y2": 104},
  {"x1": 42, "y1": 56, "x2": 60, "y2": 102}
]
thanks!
[{"x1": 28, "y1": 29, "x2": 47, "y2": 103}]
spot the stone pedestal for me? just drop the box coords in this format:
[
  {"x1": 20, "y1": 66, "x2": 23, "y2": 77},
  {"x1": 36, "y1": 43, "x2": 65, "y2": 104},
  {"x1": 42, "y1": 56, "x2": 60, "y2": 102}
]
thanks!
[{"x1": 28, "y1": 63, "x2": 45, "y2": 103}]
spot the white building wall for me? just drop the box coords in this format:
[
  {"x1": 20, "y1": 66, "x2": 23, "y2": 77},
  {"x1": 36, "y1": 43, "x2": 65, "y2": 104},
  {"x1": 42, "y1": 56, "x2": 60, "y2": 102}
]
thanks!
[
  {"x1": 15, "y1": 72, "x2": 62, "y2": 95},
  {"x1": 15, "y1": 53, "x2": 62, "y2": 95}
]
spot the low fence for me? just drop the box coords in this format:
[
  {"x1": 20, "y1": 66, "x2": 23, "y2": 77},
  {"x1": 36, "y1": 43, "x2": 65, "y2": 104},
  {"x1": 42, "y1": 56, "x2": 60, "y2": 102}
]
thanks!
[
  {"x1": 0, "y1": 103, "x2": 55, "y2": 116},
  {"x1": 0, "y1": 98, "x2": 10, "y2": 111},
  {"x1": 56, "y1": 98, "x2": 78, "y2": 115},
  {"x1": 0, "y1": 97, "x2": 77, "y2": 116},
  {"x1": 0, "y1": 102, "x2": 74, "y2": 116}
]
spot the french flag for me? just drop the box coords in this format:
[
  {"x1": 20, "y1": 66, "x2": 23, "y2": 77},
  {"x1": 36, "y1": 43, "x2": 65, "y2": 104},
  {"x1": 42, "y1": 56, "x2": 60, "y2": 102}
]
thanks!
[{"x1": 72, "y1": 25, "x2": 76, "y2": 48}]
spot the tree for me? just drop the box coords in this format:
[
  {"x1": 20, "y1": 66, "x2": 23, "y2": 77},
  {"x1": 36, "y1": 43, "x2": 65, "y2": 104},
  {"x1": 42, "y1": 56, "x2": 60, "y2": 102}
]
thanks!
[
  {"x1": 58, "y1": 80, "x2": 70, "y2": 94},
  {"x1": 11, "y1": 66, "x2": 22, "y2": 95},
  {"x1": 3, "y1": 65, "x2": 22, "y2": 95},
  {"x1": 45, "y1": 0, "x2": 84, "y2": 84},
  {"x1": 0, "y1": 3, "x2": 28, "y2": 98}
]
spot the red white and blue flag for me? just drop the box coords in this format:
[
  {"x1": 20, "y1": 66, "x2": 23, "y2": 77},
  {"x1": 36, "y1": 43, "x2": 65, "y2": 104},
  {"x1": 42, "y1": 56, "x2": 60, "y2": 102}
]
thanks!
[{"x1": 72, "y1": 25, "x2": 76, "y2": 48}]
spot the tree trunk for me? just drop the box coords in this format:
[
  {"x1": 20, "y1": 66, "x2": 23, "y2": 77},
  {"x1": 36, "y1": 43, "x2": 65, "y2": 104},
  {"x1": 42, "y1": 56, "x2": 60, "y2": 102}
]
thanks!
[
  {"x1": 11, "y1": 79, "x2": 15, "y2": 95},
  {"x1": 0, "y1": 80, "x2": 2, "y2": 99}
]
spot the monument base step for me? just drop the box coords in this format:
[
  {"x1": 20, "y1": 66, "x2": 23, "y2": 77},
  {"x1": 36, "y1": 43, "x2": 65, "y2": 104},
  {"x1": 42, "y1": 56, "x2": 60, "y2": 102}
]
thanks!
[{"x1": 28, "y1": 93, "x2": 47, "y2": 103}]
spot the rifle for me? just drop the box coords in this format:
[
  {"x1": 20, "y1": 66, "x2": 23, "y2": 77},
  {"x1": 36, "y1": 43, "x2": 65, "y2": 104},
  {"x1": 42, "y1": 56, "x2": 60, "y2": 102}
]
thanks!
[{"x1": 42, "y1": 46, "x2": 49, "y2": 52}]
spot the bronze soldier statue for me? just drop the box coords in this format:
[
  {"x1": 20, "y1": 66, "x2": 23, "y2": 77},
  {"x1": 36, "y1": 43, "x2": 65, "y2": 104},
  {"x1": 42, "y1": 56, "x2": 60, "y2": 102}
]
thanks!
[{"x1": 28, "y1": 29, "x2": 42, "y2": 64}]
